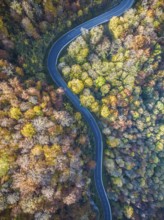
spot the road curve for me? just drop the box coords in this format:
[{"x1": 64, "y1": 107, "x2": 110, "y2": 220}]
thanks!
[{"x1": 47, "y1": 0, "x2": 134, "y2": 219}]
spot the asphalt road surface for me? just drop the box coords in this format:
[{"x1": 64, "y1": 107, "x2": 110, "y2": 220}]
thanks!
[{"x1": 47, "y1": 0, "x2": 134, "y2": 219}]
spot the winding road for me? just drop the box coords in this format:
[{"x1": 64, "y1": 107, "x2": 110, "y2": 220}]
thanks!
[{"x1": 47, "y1": 0, "x2": 134, "y2": 219}]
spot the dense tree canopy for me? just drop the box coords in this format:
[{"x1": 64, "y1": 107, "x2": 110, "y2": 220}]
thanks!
[
  {"x1": 0, "y1": 61, "x2": 96, "y2": 219},
  {"x1": 0, "y1": 0, "x2": 163, "y2": 219},
  {"x1": 0, "y1": 0, "x2": 123, "y2": 219},
  {"x1": 59, "y1": 0, "x2": 164, "y2": 219}
]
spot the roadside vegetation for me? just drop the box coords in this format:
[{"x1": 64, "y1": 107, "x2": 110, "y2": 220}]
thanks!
[
  {"x1": 0, "y1": 60, "x2": 97, "y2": 219},
  {"x1": 59, "y1": 0, "x2": 164, "y2": 219},
  {"x1": 0, "y1": 0, "x2": 120, "y2": 78},
  {"x1": 0, "y1": 0, "x2": 121, "y2": 219}
]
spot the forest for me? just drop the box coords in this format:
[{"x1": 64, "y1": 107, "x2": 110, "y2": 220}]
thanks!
[
  {"x1": 0, "y1": 0, "x2": 164, "y2": 219},
  {"x1": 59, "y1": 0, "x2": 164, "y2": 219},
  {"x1": 0, "y1": 0, "x2": 119, "y2": 219}
]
